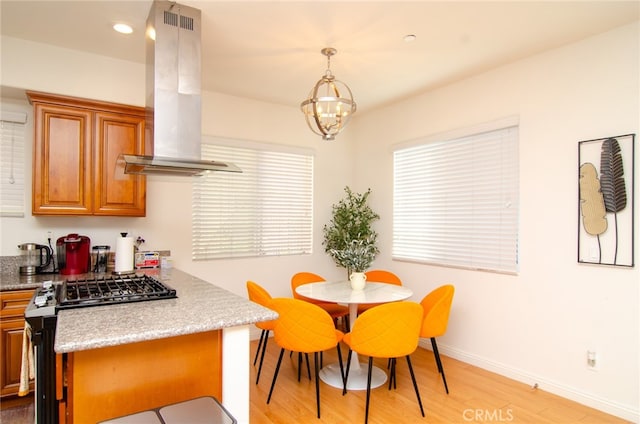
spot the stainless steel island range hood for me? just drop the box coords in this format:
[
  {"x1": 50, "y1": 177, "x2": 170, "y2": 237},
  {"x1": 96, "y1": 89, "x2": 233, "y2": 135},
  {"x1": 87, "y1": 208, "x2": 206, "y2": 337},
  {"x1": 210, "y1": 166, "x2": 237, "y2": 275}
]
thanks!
[{"x1": 120, "y1": 0, "x2": 240, "y2": 176}]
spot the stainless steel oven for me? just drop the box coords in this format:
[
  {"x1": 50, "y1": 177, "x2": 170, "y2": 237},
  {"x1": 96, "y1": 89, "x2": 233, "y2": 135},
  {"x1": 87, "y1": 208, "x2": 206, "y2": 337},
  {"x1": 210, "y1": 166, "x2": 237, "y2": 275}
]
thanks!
[{"x1": 24, "y1": 274, "x2": 177, "y2": 424}]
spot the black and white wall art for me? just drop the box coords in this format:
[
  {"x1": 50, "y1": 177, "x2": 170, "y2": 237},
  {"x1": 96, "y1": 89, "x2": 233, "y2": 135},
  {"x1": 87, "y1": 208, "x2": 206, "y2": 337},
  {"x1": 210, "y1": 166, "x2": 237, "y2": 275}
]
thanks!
[{"x1": 578, "y1": 134, "x2": 635, "y2": 267}]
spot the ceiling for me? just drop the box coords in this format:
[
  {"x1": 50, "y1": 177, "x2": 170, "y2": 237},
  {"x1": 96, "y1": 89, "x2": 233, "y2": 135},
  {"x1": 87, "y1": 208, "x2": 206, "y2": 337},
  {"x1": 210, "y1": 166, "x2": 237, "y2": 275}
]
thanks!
[{"x1": 1, "y1": 1, "x2": 639, "y2": 112}]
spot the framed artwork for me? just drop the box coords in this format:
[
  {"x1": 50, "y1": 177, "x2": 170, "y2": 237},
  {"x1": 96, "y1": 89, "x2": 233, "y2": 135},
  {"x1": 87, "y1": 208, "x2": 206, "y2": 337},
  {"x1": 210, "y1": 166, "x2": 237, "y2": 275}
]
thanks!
[{"x1": 578, "y1": 134, "x2": 635, "y2": 267}]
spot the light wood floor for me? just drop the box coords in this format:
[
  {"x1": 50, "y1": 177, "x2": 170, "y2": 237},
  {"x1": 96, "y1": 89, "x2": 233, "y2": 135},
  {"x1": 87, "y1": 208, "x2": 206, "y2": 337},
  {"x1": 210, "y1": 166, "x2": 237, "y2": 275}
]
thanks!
[
  {"x1": 249, "y1": 339, "x2": 630, "y2": 424},
  {"x1": 0, "y1": 340, "x2": 631, "y2": 423}
]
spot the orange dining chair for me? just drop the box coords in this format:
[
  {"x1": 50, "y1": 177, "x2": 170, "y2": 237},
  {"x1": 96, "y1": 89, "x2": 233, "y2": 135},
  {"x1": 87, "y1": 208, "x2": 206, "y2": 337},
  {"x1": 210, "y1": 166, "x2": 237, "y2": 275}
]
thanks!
[
  {"x1": 266, "y1": 298, "x2": 345, "y2": 419},
  {"x1": 246, "y1": 281, "x2": 277, "y2": 384},
  {"x1": 343, "y1": 301, "x2": 425, "y2": 424},
  {"x1": 291, "y1": 272, "x2": 350, "y2": 330},
  {"x1": 420, "y1": 284, "x2": 455, "y2": 394},
  {"x1": 357, "y1": 269, "x2": 403, "y2": 315}
]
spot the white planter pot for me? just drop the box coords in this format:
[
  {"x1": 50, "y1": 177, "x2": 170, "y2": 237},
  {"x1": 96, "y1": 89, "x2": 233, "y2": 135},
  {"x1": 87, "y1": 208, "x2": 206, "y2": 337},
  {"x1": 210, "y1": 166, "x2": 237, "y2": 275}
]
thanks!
[{"x1": 349, "y1": 272, "x2": 367, "y2": 291}]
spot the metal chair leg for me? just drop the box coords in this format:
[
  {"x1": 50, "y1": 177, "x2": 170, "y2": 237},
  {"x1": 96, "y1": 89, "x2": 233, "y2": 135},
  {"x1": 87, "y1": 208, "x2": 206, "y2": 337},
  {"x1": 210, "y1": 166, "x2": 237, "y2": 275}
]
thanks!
[
  {"x1": 335, "y1": 343, "x2": 345, "y2": 382},
  {"x1": 431, "y1": 337, "x2": 449, "y2": 394},
  {"x1": 267, "y1": 348, "x2": 285, "y2": 404},
  {"x1": 343, "y1": 350, "x2": 353, "y2": 395},
  {"x1": 256, "y1": 330, "x2": 270, "y2": 384},
  {"x1": 314, "y1": 351, "x2": 321, "y2": 418},
  {"x1": 296, "y1": 352, "x2": 312, "y2": 381},
  {"x1": 365, "y1": 357, "x2": 373, "y2": 424},
  {"x1": 406, "y1": 355, "x2": 425, "y2": 417},
  {"x1": 388, "y1": 357, "x2": 397, "y2": 390},
  {"x1": 254, "y1": 329, "x2": 266, "y2": 365}
]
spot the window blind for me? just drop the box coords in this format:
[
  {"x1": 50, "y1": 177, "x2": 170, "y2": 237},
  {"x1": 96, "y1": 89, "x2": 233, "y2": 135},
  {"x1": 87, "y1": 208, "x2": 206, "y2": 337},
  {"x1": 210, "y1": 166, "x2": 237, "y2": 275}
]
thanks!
[
  {"x1": 0, "y1": 112, "x2": 27, "y2": 217},
  {"x1": 193, "y1": 141, "x2": 313, "y2": 260},
  {"x1": 393, "y1": 125, "x2": 519, "y2": 273}
]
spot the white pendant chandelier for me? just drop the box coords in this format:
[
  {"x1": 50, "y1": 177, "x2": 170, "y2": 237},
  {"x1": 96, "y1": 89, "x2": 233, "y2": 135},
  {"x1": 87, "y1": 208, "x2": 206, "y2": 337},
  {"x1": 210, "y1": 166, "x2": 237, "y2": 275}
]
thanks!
[{"x1": 301, "y1": 47, "x2": 357, "y2": 141}]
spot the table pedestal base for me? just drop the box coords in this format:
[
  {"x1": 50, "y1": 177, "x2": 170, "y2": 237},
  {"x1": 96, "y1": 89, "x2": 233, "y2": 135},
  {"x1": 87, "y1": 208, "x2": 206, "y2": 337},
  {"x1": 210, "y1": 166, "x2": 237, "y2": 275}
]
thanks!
[{"x1": 319, "y1": 362, "x2": 387, "y2": 391}]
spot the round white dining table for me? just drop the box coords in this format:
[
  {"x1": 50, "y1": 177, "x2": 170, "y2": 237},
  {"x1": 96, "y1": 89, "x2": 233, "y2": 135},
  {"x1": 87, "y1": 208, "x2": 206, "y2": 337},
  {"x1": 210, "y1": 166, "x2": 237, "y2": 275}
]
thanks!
[{"x1": 295, "y1": 280, "x2": 413, "y2": 390}]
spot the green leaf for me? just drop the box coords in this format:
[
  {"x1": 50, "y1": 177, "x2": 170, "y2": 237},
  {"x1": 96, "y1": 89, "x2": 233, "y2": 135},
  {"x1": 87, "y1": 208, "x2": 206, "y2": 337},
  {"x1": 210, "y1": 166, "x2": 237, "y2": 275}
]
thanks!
[{"x1": 323, "y1": 186, "x2": 380, "y2": 270}]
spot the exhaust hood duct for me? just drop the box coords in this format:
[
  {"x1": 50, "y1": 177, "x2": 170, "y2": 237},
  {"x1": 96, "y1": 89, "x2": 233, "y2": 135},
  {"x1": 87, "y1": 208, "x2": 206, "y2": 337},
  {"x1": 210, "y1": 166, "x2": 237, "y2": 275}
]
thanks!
[{"x1": 119, "y1": 0, "x2": 241, "y2": 176}]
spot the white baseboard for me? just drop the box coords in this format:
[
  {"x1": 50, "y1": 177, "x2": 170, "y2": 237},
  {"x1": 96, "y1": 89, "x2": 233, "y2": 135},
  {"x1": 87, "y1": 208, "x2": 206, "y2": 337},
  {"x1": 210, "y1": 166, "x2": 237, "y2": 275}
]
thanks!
[{"x1": 418, "y1": 339, "x2": 639, "y2": 423}]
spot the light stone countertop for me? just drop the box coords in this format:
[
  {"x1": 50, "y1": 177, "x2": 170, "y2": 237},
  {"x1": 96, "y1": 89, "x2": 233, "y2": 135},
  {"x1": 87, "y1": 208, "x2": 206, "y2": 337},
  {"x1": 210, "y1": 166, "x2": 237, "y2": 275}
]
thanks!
[
  {"x1": 0, "y1": 274, "x2": 64, "y2": 291},
  {"x1": 54, "y1": 268, "x2": 277, "y2": 353},
  {"x1": 0, "y1": 254, "x2": 64, "y2": 291}
]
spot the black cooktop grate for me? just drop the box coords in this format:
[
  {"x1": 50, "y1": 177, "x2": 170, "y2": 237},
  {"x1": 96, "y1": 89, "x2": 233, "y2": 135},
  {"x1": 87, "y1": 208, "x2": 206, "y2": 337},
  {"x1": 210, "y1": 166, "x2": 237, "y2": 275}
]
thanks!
[{"x1": 58, "y1": 275, "x2": 177, "y2": 310}]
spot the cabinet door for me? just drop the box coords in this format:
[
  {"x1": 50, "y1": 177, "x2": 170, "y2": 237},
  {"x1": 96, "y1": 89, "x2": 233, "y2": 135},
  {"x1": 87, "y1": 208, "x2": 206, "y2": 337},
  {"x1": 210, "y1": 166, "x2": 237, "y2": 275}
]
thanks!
[
  {"x1": 93, "y1": 112, "x2": 146, "y2": 216},
  {"x1": 0, "y1": 318, "x2": 29, "y2": 397},
  {"x1": 0, "y1": 289, "x2": 35, "y2": 397},
  {"x1": 32, "y1": 103, "x2": 93, "y2": 215}
]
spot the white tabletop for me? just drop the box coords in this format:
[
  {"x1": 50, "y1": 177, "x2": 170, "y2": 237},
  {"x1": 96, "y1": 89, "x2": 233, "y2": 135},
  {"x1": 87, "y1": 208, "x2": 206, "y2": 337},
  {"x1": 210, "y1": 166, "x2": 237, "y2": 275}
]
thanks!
[{"x1": 295, "y1": 280, "x2": 413, "y2": 304}]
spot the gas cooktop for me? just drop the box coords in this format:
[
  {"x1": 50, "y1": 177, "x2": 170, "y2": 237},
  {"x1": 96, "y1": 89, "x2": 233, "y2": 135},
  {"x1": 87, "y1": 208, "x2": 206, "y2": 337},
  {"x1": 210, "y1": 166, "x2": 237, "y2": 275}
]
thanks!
[
  {"x1": 26, "y1": 274, "x2": 177, "y2": 319},
  {"x1": 57, "y1": 274, "x2": 177, "y2": 310}
]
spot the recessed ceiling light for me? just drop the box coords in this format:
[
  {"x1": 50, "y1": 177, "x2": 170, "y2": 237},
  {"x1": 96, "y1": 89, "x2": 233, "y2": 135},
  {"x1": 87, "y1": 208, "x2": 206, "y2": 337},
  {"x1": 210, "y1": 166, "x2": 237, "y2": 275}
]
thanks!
[
  {"x1": 403, "y1": 34, "x2": 417, "y2": 43},
  {"x1": 113, "y1": 23, "x2": 133, "y2": 34}
]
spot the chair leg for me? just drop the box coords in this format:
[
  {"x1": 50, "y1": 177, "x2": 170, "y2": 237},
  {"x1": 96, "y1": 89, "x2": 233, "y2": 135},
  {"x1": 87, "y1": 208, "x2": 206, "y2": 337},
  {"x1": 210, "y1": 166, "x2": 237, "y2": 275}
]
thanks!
[
  {"x1": 314, "y1": 351, "x2": 321, "y2": 418},
  {"x1": 254, "y1": 329, "x2": 266, "y2": 365},
  {"x1": 388, "y1": 357, "x2": 396, "y2": 390},
  {"x1": 406, "y1": 355, "x2": 425, "y2": 417},
  {"x1": 335, "y1": 343, "x2": 345, "y2": 382},
  {"x1": 256, "y1": 330, "x2": 270, "y2": 384},
  {"x1": 343, "y1": 350, "x2": 353, "y2": 395},
  {"x1": 267, "y1": 348, "x2": 285, "y2": 404},
  {"x1": 365, "y1": 357, "x2": 373, "y2": 424},
  {"x1": 296, "y1": 352, "x2": 312, "y2": 381},
  {"x1": 431, "y1": 337, "x2": 449, "y2": 394}
]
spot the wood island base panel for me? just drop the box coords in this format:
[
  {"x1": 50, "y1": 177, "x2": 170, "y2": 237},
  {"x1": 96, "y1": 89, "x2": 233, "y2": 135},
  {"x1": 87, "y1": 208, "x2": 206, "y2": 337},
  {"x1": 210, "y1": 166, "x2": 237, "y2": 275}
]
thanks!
[{"x1": 61, "y1": 330, "x2": 222, "y2": 423}]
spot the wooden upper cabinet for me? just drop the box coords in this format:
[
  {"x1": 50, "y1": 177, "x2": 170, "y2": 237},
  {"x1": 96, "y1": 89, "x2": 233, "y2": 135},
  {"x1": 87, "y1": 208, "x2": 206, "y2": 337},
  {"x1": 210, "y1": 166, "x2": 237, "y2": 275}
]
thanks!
[
  {"x1": 31, "y1": 102, "x2": 93, "y2": 215},
  {"x1": 93, "y1": 111, "x2": 145, "y2": 216},
  {"x1": 27, "y1": 91, "x2": 146, "y2": 217}
]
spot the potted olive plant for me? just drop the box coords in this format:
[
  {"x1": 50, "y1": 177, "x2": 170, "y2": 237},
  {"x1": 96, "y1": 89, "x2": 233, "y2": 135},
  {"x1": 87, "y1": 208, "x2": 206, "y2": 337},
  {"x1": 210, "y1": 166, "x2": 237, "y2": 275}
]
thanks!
[{"x1": 323, "y1": 187, "x2": 380, "y2": 289}]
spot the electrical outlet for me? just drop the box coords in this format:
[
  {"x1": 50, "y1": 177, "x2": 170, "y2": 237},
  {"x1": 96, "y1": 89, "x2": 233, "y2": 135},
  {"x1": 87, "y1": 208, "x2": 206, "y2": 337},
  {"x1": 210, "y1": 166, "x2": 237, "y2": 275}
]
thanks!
[{"x1": 587, "y1": 350, "x2": 598, "y2": 371}]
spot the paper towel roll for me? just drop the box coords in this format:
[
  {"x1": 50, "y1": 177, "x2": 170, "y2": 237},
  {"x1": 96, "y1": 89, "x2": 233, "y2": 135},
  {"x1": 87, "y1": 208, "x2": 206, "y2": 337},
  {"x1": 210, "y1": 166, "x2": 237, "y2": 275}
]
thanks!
[{"x1": 115, "y1": 234, "x2": 134, "y2": 273}]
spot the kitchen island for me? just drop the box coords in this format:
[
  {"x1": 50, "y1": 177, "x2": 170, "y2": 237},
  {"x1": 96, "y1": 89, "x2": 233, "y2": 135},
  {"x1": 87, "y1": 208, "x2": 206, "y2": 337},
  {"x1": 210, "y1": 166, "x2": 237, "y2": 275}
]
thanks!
[
  {"x1": 23, "y1": 268, "x2": 275, "y2": 424},
  {"x1": 55, "y1": 268, "x2": 273, "y2": 352}
]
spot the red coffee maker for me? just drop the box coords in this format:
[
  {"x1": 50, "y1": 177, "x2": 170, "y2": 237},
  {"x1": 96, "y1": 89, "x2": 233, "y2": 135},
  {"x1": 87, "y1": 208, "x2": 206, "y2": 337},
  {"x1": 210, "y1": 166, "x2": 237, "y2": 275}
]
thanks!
[{"x1": 56, "y1": 234, "x2": 91, "y2": 275}]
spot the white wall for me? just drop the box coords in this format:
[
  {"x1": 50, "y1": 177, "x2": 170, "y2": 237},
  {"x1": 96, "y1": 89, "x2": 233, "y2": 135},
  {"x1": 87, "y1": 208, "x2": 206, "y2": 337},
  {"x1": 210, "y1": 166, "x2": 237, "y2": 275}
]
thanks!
[
  {"x1": 0, "y1": 36, "x2": 356, "y2": 299},
  {"x1": 351, "y1": 22, "x2": 639, "y2": 421},
  {"x1": 1, "y1": 21, "x2": 639, "y2": 421}
]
